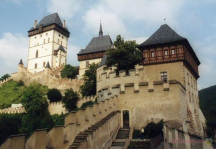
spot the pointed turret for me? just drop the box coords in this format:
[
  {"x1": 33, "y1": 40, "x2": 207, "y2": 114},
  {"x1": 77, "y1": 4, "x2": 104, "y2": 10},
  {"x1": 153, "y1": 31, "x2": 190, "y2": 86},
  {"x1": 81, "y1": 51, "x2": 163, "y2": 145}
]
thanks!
[
  {"x1": 45, "y1": 62, "x2": 51, "y2": 69},
  {"x1": 99, "y1": 20, "x2": 103, "y2": 37},
  {"x1": 19, "y1": 59, "x2": 23, "y2": 65}
]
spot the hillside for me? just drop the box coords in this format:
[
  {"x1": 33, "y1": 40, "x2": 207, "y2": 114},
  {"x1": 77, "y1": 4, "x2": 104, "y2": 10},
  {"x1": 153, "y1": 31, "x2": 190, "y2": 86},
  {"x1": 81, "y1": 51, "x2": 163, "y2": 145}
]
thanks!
[
  {"x1": 199, "y1": 85, "x2": 216, "y2": 128},
  {"x1": 0, "y1": 80, "x2": 26, "y2": 109}
]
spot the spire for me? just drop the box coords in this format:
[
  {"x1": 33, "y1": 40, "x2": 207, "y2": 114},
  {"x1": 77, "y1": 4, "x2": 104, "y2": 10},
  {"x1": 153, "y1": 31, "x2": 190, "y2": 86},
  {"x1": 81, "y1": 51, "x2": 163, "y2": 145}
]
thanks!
[
  {"x1": 99, "y1": 20, "x2": 103, "y2": 37},
  {"x1": 45, "y1": 62, "x2": 51, "y2": 69},
  {"x1": 19, "y1": 59, "x2": 23, "y2": 65}
]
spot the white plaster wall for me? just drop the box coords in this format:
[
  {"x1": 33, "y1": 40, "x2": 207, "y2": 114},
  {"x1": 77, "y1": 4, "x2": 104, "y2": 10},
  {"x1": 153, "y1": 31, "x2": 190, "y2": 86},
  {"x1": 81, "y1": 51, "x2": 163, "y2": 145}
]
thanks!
[
  {"x1": 27, "y1": 29, "x2": 68, "y2": 73},
  {"x1": 79, "y1": 58, "x2": 101, "y2": 77}
]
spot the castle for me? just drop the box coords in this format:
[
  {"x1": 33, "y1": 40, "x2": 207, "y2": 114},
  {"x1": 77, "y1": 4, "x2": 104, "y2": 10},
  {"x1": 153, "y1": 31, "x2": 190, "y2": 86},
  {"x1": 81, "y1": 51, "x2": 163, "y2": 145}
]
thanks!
[{"x1": 0, "y1": 13, "x2": 210, "y2": 149}]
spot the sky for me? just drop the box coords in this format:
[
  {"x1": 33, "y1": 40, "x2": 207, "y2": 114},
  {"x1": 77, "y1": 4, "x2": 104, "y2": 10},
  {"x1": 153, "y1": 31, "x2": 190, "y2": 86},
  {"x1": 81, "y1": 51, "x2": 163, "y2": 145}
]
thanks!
[{"x1": 0, "y1": 0, "x2": 216, "y2": 90}]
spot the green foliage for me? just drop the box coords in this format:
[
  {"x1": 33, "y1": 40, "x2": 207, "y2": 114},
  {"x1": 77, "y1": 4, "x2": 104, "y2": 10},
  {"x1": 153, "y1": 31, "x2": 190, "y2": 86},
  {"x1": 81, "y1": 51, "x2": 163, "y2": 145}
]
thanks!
[
  {"x1": 62, "y1": 88, "x2": 79, "y2": 112},
  {"x1": 21, "y1": 83, "x2": 54, "y2": 136},
  {"x1": 132, "y1": 120, "x2": 163, "y2": 139},
  {"x1": 17, "y1": 80, "x2": 24, "y2": 86},
  {"x1": 0, "y1": 114, "x2": 23, "y2": 145},
  {"x1": 80, "y1": 63, "x2": 98, "y2": 96},
  {"x1": 0, "y1": 74, "x2": 10, "y2": 81},
  {"x1": 143, "y1": 120, "x2": 163, "y2": 138},
  {"x1": 0, "y1": 80, "x2": 26, "y2": 109},
  {"x1": 106, "y1": 35, "x2": 142, "y2": 74},
  {"x1": 80, "y1": 101, "x2": 95, "y2": 109},
  {"x1": 51, "y1": 114, "x2": 66, "y2": 125},
  {"x1": 199, "y1": 85, "x2": 216, "y2": 137},
  {"x1": 132, "y1": 129, "x2": 141, "y2": 139},
  {"x1": 47, "y1": 88, "x2": 62, "y2": 102},
  {"x1": 60, "y1": 64, "x2": 77, "y2": 79}
]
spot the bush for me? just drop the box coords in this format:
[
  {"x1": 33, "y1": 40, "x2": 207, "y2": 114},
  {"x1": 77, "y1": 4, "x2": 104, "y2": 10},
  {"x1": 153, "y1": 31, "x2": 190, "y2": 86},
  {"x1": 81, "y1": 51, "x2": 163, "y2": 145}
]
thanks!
[
  {"x1": 60, "y1": 64, "x2": 77, "y2": 79},
  {"x1": 51, "y1": 114, "x2": 66, "y2": 125},
  {"x1": 17, "y1": 80, "x2": 24, "y2": 86},
  {"x1": 0, "y1": 114, "x2": 23, "y2": 145},
  {"x1": 21, "y1": 83, "x2": 54, "y2": 136},
  {"x1": 47, "y1": 88, "x2": 62, "y2": 102},
  {"x1": 80, "y1": 101, "x2": 94, "y2": 109},
  {"x1": 62, "y1": 88, "x2": 79, "y2": 112},
  {"x1": 0, "y1": 74, "x2": 10, "y2": 81}
]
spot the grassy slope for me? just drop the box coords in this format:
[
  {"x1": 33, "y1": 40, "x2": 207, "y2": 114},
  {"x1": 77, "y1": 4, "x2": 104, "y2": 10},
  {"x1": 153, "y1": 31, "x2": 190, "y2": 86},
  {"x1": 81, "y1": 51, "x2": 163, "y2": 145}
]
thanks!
[{"x1": 0, "y1": 80, "x2": 26, "y2": 109}]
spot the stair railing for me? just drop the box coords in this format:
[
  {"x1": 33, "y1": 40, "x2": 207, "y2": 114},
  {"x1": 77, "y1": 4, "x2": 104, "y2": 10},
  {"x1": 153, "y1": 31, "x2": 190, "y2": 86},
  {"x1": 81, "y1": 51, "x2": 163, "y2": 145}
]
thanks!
[
  {"x1": 103, "y1": 125, "x2": 120, "y2": 149},
  {"x1": 122, "y1": 127, "x2": 134, "y2": 149}
]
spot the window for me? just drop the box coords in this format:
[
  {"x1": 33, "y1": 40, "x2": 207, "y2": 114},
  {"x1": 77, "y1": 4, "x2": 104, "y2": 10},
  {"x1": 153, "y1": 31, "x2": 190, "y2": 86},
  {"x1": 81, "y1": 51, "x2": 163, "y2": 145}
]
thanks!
[
  {"x1": 46, "y1": 33, "x2": 48, "y2": 36},
  {"x1": 59, "y1": 34, "x2": 60, "y2": 37},
  {"x1": 35, "y1": 63, "x2": 37, "y2": 69},
  {"x1": 171, "y1": 49, "x2": 175, "y2": 55},
  {"x1": 48, "y1": 38, "x2": 50, "y2": 43},
  {"x1": 61, "y1": 41, "x2": 62, "y2": 45},
  {"x1": 36, "y1": 50, "x2": 38, "y2": 58},
  {"x1": 58, "y1": 39, "x2": 59, "y2": 44},
  {"x1": 43, "y1": 62, "x2": 46, "y2": 67},
  {"x1": 62, "y1": 36, "x2": 64, "y2": 39},
  {"x1": 40, "y1": 35, "x2": 42, "y2": 37},
  {"x1": 44, "y1": 39, "x2": 45, "y2": 44},
  {"x1": 86, "y1": 61, "x2": 89, "y2": 68},
  {"x1": 164, "y1": 50, "x2": 168, "y2": 55},
  {"x1": 151, "y1": 52, "x2": 155, "y2": 57},
  {"x1": 35, "y1": 36, "x2": 36, "y2": 39},
  {"x1": 160, "y1": 72, "x2": 167, "y2": 82}
]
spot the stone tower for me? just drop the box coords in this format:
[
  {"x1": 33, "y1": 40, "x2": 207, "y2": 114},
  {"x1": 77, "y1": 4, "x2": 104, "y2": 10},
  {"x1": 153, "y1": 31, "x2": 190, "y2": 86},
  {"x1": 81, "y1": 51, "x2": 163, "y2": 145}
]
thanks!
[{"x1": 27, "y1": 13, "x2": 70, "y2": 73}]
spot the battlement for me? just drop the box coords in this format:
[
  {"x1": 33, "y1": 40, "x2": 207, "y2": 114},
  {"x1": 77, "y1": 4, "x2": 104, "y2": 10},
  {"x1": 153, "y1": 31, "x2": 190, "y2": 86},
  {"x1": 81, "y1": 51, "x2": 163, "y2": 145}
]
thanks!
[
  {"x1": 0, "y1": 95, "x2": 120, "y2": 149},
  {"x1": 0, "y1": 106, "x2": 25, "y2": 114},
  {"x1": 0, "y1": 77, "x2": 13, "y2": 87},
  {"x1": 12, "y1": 64, "x2": 83, "y2": 92}
]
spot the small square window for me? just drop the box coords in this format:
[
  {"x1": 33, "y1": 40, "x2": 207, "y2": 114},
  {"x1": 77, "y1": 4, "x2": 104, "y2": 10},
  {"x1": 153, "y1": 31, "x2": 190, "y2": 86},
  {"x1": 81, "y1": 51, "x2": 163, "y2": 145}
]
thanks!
[
  {"x1": 160, "y1": 72, "x2": 167, "y2": 82},
  {"x1": 40, "y1": 35, "x2": 42, "y2": 37},
  {"x1": 164, "y1": 50, "x2": 168, "y2": 55},
  {"x1": 151, "y1": 52, "x2": 155, "y2": 57},
  {"x1": 171, "y1": 49, "x2": 175, "y2": 55},
  {"x1": 46, "y1": 33, "x2": 48, "y2": 36},
  {"x1": 35, "y1": 63, "x2": 37, "y2": 69},
  {"x1": 86, "y1": 61, "x2": 89, "y2": 68},
  {"x1": 43, "y1": 62, "x2": 46, "y2": 67}
]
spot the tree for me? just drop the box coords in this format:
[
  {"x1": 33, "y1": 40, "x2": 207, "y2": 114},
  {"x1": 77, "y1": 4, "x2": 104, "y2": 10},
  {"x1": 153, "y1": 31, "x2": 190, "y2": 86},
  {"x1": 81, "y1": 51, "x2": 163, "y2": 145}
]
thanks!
[
  {"x1": 62, "y1": 88, "x2": 79, "y2": 112},
  {"x1": 21, "y1": 83, "x2": 54, "y2": 136},
  {"x1": 106, "y1": 35, "x2": 142, "y2": 74},
  {"x1": 47, "y1": 88, "x2": 62, "y2": 102},
  {"x1": 80, "y1": 63, "x2": 98, "y2": 96},
  {"x1": 0, "y1": 74, "x2": 10, "y2": 81},
  {"x1": 60, "y1": 64, "x2": 77, "y2": 79}
]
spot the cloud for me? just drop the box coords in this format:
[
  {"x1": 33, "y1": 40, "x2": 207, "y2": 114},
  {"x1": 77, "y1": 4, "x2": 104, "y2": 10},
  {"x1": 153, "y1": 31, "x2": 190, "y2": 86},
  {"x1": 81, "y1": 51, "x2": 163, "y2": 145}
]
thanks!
[
  {"x1": 0, "y1": 33, "x2": 28, "y2": 77},
  {"x1": 67, "y1": 44, "x2": 80, "y2": 67},
  {"x1": 82, "y1": 6, "x2": 129, "y2": 40},
  {"x1": 125, "y1": 37, "x2": 148, "y2": 44},
  {"x1": 47, "y1": 0, "x2": 81, "y2": 25}
]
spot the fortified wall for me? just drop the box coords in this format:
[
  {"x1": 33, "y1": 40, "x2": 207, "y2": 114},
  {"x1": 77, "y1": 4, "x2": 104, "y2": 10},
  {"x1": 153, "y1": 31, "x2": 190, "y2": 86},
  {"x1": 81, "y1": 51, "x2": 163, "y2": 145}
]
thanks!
[
  {"x1": 97, "y1": 63, "x2": 205, "y2": 137},
  {"x1": 12, "y1": 63, "x2": 83, "y2": 92},
  {"x1": 0, "y1": 95, "x2": 96, "y2": 115},
  {"x1": 0, "y1": 96, "x2": 121, "y2": 149}
]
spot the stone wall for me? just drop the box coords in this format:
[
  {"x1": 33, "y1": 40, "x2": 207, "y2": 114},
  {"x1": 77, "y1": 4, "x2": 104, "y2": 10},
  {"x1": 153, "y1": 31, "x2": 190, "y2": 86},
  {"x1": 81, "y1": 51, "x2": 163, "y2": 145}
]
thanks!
[
  {"x1": 12, "y1": 64, "x2": 83, "y2": 92},
  {"x1": 0, "y1": 96, "x2": 119, "y2": 149},
  {"x1": 0, "y1": 96, "x2": 97, "y2": 115},
  {"x1": 0, "y1": 77, "x2": 13, "y2": 87}
]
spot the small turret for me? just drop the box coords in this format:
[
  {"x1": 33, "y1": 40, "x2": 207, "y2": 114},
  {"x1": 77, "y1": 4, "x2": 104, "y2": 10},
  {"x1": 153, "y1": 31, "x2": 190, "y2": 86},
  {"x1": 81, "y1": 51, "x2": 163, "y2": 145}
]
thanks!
[
  {"x1": 45, "y1": 62, "x2": 51, "y2": 69},
  {"x1": 19, "y1": 59, "x2": 23, "y2": 65},
  {"x1": 99, "y1": 20, "x2": 103, "y2": 37}
]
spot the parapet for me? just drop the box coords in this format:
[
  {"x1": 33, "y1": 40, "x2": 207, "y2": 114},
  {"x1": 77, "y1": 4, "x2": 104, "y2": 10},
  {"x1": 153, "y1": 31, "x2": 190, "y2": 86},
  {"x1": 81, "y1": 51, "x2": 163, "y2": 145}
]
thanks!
[
  {"x1": 0, "y1": 95, "x2": 119, "y2": 149},
  {"x1": 0, "y1": 77, "x2": 13, "y2": 87}
]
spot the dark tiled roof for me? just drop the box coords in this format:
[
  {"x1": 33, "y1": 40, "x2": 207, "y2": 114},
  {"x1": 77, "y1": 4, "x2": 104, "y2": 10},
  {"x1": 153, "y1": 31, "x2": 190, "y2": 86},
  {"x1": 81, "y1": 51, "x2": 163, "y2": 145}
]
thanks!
[
  {"x1": 98, "y1": 54, "x2": 107, "y2": 67},
  {"x1": 56, "y1": 45, "x2": 66, "y2": 53},
  {"x1": 139, "y1": 24, "x2": 186, "y2": 47},
  {"x1": 29, "y1": 13, "x2": 67, "y2": 31},
  {"x1": 77, "y1": 35, "x2": 113, "y2": 55}
]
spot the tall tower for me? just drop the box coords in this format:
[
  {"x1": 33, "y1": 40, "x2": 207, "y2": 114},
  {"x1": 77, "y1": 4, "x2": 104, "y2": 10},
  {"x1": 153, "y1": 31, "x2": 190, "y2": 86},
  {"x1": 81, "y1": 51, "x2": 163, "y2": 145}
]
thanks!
[{"x1": 27, "y1": 13, "x2": 70, "y2": 73}]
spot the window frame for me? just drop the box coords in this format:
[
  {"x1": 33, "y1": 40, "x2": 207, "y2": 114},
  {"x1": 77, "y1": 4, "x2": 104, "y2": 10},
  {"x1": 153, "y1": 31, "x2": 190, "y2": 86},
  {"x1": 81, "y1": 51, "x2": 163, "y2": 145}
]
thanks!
[{"x1": 160, "y1": 71, "x2": 168, "y2": 83}]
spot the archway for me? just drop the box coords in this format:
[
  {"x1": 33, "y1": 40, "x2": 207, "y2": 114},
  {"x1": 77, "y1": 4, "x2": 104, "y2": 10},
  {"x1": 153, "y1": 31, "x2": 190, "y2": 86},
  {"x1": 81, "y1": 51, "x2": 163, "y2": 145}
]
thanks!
[{"x1": 123, "y1": 110, "x2": 130, "y2": 128}]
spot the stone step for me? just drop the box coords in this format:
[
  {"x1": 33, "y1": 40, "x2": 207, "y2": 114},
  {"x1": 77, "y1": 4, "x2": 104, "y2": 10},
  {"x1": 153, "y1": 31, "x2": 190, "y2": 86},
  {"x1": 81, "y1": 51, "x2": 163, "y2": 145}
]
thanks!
[{"x1": 112, "y1": 142, "x2": 125, "y2": 146}]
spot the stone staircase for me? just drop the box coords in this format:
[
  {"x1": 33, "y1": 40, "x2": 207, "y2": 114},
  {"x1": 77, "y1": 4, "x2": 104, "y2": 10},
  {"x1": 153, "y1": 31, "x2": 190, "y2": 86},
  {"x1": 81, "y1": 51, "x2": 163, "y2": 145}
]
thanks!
[
  {"x1": 70, "y1": 111, "x2": 119, "y2": 149},
  {"x1": 110, "y1": 128, "x2": 130, "y2": 149}
]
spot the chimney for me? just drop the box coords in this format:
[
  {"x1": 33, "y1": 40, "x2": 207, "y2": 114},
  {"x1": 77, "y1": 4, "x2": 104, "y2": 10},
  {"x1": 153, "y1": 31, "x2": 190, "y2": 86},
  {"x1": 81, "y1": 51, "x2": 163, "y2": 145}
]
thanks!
[
  {"x1": 34, "y1": 20, "x2": 37, "y2": 28},
  {"x1": 63, "y1": 20, "x2": 65, "y2": 28}
]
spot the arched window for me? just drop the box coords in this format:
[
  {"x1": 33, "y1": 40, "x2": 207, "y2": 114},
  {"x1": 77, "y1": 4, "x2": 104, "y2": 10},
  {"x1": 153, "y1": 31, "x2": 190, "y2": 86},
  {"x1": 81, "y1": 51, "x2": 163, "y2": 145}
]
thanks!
[{"x1": 36, "y1": 50, "x2": 38, "y2": 58}]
